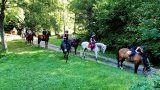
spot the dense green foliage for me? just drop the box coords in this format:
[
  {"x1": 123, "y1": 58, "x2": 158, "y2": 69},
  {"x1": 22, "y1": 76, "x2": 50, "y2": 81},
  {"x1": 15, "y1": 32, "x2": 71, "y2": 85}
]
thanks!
[
  {"x1": 0, "y1": 40, "x2": 146, "y2": 90},
  {"x1": 69, "y1": 0, "x2": 160, "y2": 66},
  {"x1": 2, "y1": 0, "x2": 63, "y2": 33}
]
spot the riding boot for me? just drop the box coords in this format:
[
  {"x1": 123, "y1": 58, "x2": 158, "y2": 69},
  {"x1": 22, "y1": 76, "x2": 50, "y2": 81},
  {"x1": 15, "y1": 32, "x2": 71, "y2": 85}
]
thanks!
[{"x1": 128, "y1": 51, "x2": 135, "y2": 60}]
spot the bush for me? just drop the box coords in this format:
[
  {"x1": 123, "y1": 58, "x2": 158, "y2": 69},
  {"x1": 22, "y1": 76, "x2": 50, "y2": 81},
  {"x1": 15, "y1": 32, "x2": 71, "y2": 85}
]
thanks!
[{"x1": 130, "y1": 71, "x2": 160, "y2": 90}]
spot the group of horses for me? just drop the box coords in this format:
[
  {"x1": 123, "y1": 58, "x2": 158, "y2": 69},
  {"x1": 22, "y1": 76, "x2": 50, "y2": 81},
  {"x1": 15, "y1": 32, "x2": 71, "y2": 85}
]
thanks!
[
  {"x1": 21, "y1": 29, "x2": 51, "y2": 48},
  {"x1": 61, "y1": 39, "x2": 150, "y2": 74},
  {"x1": 21, "y1": 29, "x2": 150, "y2": 74}
]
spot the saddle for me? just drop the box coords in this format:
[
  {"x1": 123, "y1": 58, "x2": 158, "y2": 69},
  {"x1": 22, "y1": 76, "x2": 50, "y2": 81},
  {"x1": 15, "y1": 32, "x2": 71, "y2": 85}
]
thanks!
[{"x1": 88, "y1": 43, "x2": 95, "y2": 50}]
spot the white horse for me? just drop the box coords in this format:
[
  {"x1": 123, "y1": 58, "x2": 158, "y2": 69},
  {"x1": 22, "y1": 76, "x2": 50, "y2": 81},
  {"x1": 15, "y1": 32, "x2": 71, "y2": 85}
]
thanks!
[
  {"x1": 80, "y1": 41, "x2": 99, "y2": 61},
  {"x1": 96, "y1": 43, "x2": 107, "y2": 53}
]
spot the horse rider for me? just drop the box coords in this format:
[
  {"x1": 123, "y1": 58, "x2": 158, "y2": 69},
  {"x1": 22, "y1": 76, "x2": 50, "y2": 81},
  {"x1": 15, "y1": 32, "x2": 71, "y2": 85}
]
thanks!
[
  {"x1": 26, "y1": 29, "x2": 32, "y2": 36},
  {"x1": 63, "y1": 30, "x2": 69, "y2": 46},
  {"x1": 129, "y1": 45, "x2": 150, "y2": 71},
  {"x1": 90, "y1": 32, "x2": 96, "y2": 50},
  {"x1": 42, "y1": 29, "x2": 47, "y2": 38},
  {"x1": 71, "y1": 32, "x2": 76, "y2": 44}
]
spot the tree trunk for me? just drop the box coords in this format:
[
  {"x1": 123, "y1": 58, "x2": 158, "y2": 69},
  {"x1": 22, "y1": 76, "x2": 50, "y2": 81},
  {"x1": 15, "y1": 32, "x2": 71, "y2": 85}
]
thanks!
[
  {"x1": 73, "y1": 13, "x2": 76, "y2": 33},
  {"x1": 55, "y1": 30, "x2": 57, "y2": 35},
  {"x1": 0, "y1": 0, "x2": 7, "y2": 51}
]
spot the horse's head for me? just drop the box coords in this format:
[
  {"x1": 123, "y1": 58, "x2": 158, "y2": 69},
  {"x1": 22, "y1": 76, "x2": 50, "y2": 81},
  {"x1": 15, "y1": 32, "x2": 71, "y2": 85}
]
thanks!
[
  {"x1": 32, "y1": 32, "x2": 36, "y2": 37},
  {"x1": 102, "y1": 45, "x2": 107, "y2": 53},
  {"x1": 73, "y1": 38, "x2": 81, "y2": 45},
  {"x1": 76, "y1": 38, "x2": 81, "y2": 43},
  {"x1": 47, "y1": 31, "x2": 51, "y2": 37}
]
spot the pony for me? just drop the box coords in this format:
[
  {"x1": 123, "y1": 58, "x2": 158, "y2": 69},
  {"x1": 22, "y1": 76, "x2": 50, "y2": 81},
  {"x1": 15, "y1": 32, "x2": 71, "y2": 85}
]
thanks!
[
  {"x1": 60, "y1": 40, "x2": 72, "y2": 62},
  {"x1": 80, "y1": 41, "x2": 99, "y2": 61},
  {"x1": 37, "y1": 31, "x2": 51, "y2": 48},
  {"x1": 25, "y1": 30, "x2": 36, "y2": 45},
  {"x1": 117, "y1": 48, "x2": 149, "y2": 73},
  {"x1": 96, "y1": 43, "x2": 107, "y2": 54},
  {"x1": 71, "y1": 38, "x2": 81, "y2": 55}
]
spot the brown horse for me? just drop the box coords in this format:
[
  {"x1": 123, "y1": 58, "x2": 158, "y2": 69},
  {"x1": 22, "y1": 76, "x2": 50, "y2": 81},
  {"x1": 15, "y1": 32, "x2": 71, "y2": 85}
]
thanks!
[
  {"x1": 38, "y1": 31, "x2": 51, "y2": 48},
  {"x1": 26, "y1": 31, "x2": 36, "y2": 45},
  {"x1": 71, "y1": 38, "x2": 81, "y2": 55},
  {"x1": 117, "y1": 48, "x2": 147, "y2": 73}
]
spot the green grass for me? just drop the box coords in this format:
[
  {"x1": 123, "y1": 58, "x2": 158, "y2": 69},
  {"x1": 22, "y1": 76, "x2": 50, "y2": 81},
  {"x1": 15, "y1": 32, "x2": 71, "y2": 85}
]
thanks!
[
  {"x1": 0, "y1": 40, "x2": 147, "y2": 90},
  {"x1": 49, "y1": 36, "x2": 62, "y2": 46}
]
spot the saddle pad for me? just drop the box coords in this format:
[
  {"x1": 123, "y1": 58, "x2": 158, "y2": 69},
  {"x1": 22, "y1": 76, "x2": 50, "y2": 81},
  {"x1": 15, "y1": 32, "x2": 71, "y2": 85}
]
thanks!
[
  {"x1": 88, "y1": 44, "x2": 91, "y2": 48},
  {"x1": 88, "y1": 44, "x2": 95, "y2": 49}
]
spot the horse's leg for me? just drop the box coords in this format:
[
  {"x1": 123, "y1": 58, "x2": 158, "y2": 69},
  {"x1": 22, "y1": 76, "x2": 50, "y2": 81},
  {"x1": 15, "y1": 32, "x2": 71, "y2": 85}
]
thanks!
[
  {"x1": 31, "y1": 38, "x2": 33, "y2": 45},
  {"x1": 120, "y1": 59, "x2": 124, "y2": 68},
  {"x1": 38, "y1": 39, "x2": 40, "y2": 47},
  {"x1": 47, "y1": 41, "x2": 48, "y2": 48},
  {"x1": 74, "y1": 46, "x2": 77, "y2": 55},
  {"x1": 83, "y1": 49, "x2": 85, "y2": 59},
  {"x1": 29, "y1": 40, "x2": 31, "y2": 45},
  {"x1": 134, "y1": 61, "x2": 139, "y2": 73},
  {"x1": 95, "y1": 51, "x2": 98, "y2": 61},
  {"x1": 117, "y1": 53, "x2": 120, "y2": 67},
  {"x1": 134, "y1": 61, "x2": 138, "y2": 73},
  {"x1": 45, "y1": 41, "x2": 47, "y2": 48},
  {"x1": 45, "y1": 41, "x2": 48, "y2": 48},
  {"x1": 66, "y1": 52, "x2": 69, "y2": 63},
  {"x1": 117, "y1": 59, "x2": 120, "y2": 68}
]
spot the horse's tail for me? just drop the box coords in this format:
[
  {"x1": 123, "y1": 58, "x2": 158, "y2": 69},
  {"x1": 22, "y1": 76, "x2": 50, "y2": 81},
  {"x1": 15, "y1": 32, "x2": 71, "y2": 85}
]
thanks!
[{"x1": 117, "y1": 49, "x2": 120, "y2": 67}]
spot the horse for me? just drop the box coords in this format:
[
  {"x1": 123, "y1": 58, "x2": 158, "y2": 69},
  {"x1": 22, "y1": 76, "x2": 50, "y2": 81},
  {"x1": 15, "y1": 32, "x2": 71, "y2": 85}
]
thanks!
[
  {"x1": 37, "y1": 31, "x2": 51, "y2": 48},
  {"x1": 25, "y1": 30, "x2": 36, "y2": 45},
  {"x1": 80, "y1": 41, "x2": 99, "y2": 61},
  {"x1": 96, "y1": 43, "x2": 107, "y2": 54},
  {"x1": 71, "y1": 38, "x2": 81, "y2": 55},
  {"x1": 60, "y1": 40, "x2": 72, "y2": 62},
  {"x1": 117, "y1": 48, "x2": 149, "y2": 73}
]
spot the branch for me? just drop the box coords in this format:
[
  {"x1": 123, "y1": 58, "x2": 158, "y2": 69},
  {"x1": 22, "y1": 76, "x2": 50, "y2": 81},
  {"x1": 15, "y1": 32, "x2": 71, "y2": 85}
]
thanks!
[{"x1": 4, "y1": 0, "x2": 7, "y2": 4}]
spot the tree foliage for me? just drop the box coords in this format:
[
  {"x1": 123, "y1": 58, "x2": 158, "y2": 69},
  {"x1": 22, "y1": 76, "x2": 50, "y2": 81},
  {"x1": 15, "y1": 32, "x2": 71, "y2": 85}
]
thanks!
[
  {"x1": 16, "y1": 0, "x2": 62, "y2": 32},
  {"x1": 70, "y1": 0, "x2": 160, "y2": 65}
]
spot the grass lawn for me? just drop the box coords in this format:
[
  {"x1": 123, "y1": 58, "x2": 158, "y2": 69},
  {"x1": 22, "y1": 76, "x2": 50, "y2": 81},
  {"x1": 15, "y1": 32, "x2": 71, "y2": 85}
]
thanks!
[{"x1": 0, "y1": 40, "x2": 147, "y2": 90}]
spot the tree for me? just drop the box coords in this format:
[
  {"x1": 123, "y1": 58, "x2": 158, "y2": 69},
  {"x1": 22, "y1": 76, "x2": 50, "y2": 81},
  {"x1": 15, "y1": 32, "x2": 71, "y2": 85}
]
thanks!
[
  {"x1": 69, "y1": 0, "x2": 97, "y2": 34},
  {"x1": 18, "y1": 0, "x2": 62, "y2": 32},
  {"x1": 0, "y1": 0, "x2": 7, "y2": 51}
]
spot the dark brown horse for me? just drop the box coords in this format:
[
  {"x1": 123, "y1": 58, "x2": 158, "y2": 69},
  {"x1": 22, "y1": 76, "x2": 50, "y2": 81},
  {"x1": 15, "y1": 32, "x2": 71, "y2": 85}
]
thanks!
[
  {"x1": 117, "y1": 48, "x2": 148, "y2": 73},
  {"x1": 26, "y1": 31, "x2": 36, "y2": 45},
  {"x1": 38, "y1": 31, "x2": 51, "y2": 48},
  {"x1": 61, "y1": 40, "x2": 72, "y2": 62},
  {"x1": 71, "y1": 38, "x2": 81, "y2": 55}
]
